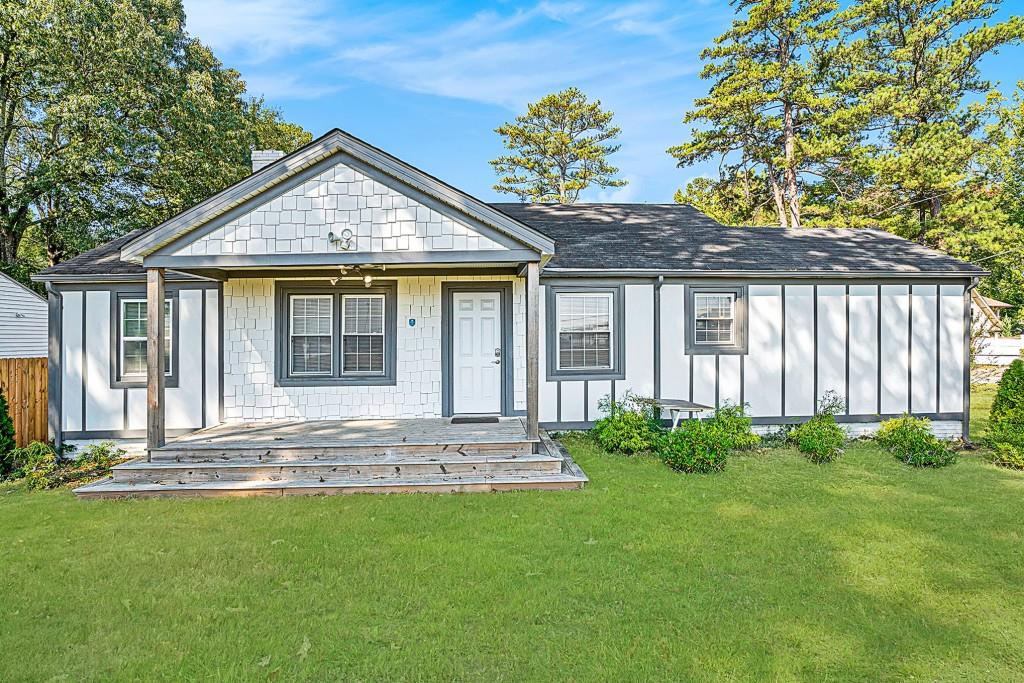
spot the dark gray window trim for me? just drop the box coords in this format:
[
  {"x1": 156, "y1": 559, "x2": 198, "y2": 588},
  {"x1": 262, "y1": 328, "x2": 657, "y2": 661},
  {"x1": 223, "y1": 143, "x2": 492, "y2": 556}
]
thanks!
[
  {"x1": 545, "y1": 284, "x2": 626, "y2": 382},
  {"x1": 109, "y1": 288, "x2": 181, "y2": 389},
  {"x1": 440, "y1": 281, "x2": 515, "y2": 417},
  {"x1": 684, "y1": 285, "x2": 748, "y2": 355},
  {"x1": 273, "y1": 280, "x2": 398, "y2": 387}
]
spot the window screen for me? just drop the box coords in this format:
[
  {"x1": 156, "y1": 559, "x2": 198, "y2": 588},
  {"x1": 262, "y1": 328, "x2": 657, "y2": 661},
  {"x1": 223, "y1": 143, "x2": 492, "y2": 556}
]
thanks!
[
  {"x1": 342, "y1": 295, "x2": 385, "y2": 375},
  {"x1": 694, "y1": 293, "x2": 735, "y2": 344},
  {"x1": 289, "y1": 295, "x2": 333, "y2": 375},
  {"x1": 120, "y1": 299, "x2": 172, "y2": 377},
  {"x1": 556, "y1": 293, "x2": 612, "y2": 370}
]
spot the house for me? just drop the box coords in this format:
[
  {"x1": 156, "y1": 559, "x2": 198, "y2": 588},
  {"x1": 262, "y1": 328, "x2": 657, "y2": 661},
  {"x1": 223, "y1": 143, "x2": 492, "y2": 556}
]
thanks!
[
  {"x1": 0, "y1": 272, "x2": 50, "y2": 447},
  {"x1": 0, "y1": 271, "x2": 47, "y2": 360},
  {"x1": 972, "y1": 291, "x2": 1023, "y2": 366},
  {"x1": 32, "y1": 129, "x2": 984, "y2": 497}
]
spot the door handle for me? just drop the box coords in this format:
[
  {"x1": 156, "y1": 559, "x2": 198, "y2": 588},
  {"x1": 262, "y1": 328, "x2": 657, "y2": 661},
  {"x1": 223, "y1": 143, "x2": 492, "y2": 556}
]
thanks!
[{"x1": 492, "y1": 359, "x2": 501, "y2": 365}]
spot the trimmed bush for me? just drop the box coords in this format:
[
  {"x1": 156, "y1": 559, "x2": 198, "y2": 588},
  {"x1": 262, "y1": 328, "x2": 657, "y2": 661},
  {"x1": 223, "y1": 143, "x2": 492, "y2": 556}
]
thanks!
[
  {"x1": 987, "y1": 361, "x2": 1024, "y2": 469},
  {"x1": 790, "y1": 390, "x2": 846, "y2": 463},
  {"x1": 658, "y1": 419, "x2": 730, "y2": 473},
  {"x1": 791, "y1": 415, "x2": 846, "y2": 463},
  {"x1": 710, "y1": 403, "x2": 761, "y2": 450},
  {"x1": 876, "y1": 415, "x2": 956, "y2": 468},
  {"x1": 990, "y1": 359, "x2": 1024, "y2": 425},
  {"x1": 655, "y1": 403, "x2": 759, "y2": 473},
  {"x1": 592, "y1": 391, "x2": 661, "y2": 454},
  {"x1": 0, "y1": 388, "x2": 15, "y2": 476}
]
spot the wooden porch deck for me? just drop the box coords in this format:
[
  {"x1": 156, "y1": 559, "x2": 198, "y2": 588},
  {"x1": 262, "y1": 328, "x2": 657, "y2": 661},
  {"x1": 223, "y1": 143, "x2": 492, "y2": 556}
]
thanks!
[{"x1": 75, "y1": 418, "x2": 586, "y2": 498}]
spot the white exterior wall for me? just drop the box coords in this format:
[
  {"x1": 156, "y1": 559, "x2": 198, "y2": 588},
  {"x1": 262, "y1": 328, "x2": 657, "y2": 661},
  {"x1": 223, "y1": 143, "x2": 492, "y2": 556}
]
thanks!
[
  {"x1": 222, "y1": 275, "x2": 526, "y2": 421},
  {"x1": 540, "y1": 281, "x2": 969, "y2": 436},
  {"x1": 0, "y1": 273, "x2": 47, "y2": 358},
  {"x1": 58, "y1": 286, "x2": 218, "y2": 436},
  {"x1": 171, "y1": 158, "x2": 508, "y2": 257}
]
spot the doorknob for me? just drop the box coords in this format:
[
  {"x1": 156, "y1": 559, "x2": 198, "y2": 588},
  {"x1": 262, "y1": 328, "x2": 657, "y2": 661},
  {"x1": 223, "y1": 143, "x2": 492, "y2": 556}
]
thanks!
[{"x1": 493, "y1": 359, "x2": 501, "y2": 365}]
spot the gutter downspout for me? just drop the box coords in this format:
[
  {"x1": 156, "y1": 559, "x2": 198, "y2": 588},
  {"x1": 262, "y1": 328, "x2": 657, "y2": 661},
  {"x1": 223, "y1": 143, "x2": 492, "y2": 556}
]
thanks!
[
  {"x1": 963, "y1": 277, "x2": 980, "y2": 445},
  {"x1": 45, "y1": 283, "x2": 63, "y2": 453}
]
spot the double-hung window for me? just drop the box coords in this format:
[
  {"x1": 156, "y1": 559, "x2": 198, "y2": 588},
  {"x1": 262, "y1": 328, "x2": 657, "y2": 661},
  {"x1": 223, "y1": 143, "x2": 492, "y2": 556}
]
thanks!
[
  {"x1": 276, "y1": 282, "x2": 397, "y2": 386},
  {"x1": 694, "y1": 293, "x2": 735, "y2": 344},
  {"x1": 685, "y1": 286, "x2": 748, "y2": 354},
  {"x1": 557, "y1": 292, "x2": 613, "y2": 370},
  {"x1": 289, "y1": 295, "x2": 333, "y2": 376},
  {"x1": 341, "y1": 295, "x2": 385, "y2": 375},
  {"x1": 119, "y1": 298, "x2": 173, "y2": 379},
  {"x1": 545, "y1": 286, "x2": 624, "y2": 380}
]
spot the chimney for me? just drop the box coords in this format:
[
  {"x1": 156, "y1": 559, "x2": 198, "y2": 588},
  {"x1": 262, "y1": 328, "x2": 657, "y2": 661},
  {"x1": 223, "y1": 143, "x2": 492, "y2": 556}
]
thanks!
[{"x1": 251, "y1": 149, "x2": 285, "y2": 172}]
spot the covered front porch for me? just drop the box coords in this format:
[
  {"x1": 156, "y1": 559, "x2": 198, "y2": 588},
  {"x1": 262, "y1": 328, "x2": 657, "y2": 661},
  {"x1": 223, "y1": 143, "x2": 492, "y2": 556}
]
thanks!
[{"x1": 75, "y1": 416, "x2": 587, "y2": 497}]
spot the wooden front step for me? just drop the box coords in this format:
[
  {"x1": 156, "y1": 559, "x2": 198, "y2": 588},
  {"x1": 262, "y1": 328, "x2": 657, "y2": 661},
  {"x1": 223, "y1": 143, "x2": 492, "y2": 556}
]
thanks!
[
  {"x1": 150, "y1": 440, "x2": 536, "y2": 463},
  {"x1": 74, "y1": 471, "x2": 586, "y2": 499},
  {"x1": 112, "y1": 453, "x2": 562, "y2": 485}
]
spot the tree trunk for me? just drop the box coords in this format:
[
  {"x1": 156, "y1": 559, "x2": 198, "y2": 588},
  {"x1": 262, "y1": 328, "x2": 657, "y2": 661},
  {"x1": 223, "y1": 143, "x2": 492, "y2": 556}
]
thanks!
[
  {"x1": 0, "y1": 229, "x2": 19, "y2": 263},
  {"x1": 768, "y1": 168, "x2": 789, "y2": 228},
  {"x1": 783, "y1": 100, "x2": 801, "y2": 229}
]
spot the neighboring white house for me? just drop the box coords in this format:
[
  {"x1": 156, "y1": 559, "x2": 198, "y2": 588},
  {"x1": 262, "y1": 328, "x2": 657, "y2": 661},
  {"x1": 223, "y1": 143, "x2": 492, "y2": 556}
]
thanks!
[
  {"x1": 972, "y1": 291, "x2": 1023, "y2": 365},
  {"x1": 0, "y1": 271, "x2": 48, "y2": 359},
  {"x1": 31, "y1": 129, "x2": 985, "y2": 496}
]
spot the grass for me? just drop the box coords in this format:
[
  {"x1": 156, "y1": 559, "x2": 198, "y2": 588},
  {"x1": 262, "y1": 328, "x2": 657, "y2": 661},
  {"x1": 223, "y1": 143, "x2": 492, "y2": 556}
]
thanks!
[{"x1": 1, "y1": 390, "x2": 1022, "y2": 681}]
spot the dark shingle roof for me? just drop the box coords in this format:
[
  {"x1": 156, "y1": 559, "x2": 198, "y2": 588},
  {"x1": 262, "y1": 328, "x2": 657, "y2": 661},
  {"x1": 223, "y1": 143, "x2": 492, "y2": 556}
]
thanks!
[
  {"x1": 36, "y1": 229, "x2": 148, "y2": 278},
  {"x1": 35, "y1": 203, "x2": 983, "y2": 279},
  {"x1": 491, "y1": 203, "x2": 984, "y2": 276}
]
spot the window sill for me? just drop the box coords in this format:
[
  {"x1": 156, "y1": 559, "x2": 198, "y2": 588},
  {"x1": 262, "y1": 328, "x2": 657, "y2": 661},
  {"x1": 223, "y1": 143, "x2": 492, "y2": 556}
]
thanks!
[
  {"x1": 274, "y1": 376, "x2": 397, "y2": 388},
  {"x1": 686, "y1": 345, "x2": 748, "y2": 356},
  {"x1": 110, "y1": 376, "x2": 180, "y2": 390},
  {"x1": 545, "y1": 368, "x2": 626, "y2": 382}
]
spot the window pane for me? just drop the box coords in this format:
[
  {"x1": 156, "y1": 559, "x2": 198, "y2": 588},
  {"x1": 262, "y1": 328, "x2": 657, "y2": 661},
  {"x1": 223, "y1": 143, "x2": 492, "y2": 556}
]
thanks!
[
  {"x1": 121, "y1": 299, "x2": 172, "y2": 377},
  {"x1": 343, "y1": 295, "x2": 384, "y2": 334},
  {"x1": 290, "y1": 295, "x2": 333, "y2": 375},
  {"x1": 291, "y1": 336, "x2": 332, "y2": 374},
  {"x1": 343, "y1": 335, "x2": 384, "y2": 374},
  {"x1": 694, "y1": 293, "x2": 734, "y2": 344},
  {"x1": 557, "y1": 293, "x2": 612, "y2": 370}
]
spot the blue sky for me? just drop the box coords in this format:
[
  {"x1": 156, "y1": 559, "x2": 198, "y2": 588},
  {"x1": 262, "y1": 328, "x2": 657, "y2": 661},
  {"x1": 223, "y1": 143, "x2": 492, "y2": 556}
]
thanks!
[{"x1": 182, "y1": 0, "x2": 1024, "y2": 204}]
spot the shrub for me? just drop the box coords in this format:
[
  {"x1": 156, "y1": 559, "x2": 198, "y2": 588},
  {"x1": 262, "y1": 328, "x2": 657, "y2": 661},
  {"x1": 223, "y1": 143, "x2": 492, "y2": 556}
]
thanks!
[
  {"x1": 990, "y1": 359, "x2": 1024, "y2": 425},
  {"x1": 876, "y1": 415, "x2": 957, "y2": 468},
  {"x1": 18, "y1": 441, "x2": 126, "y2": 490},
  {"x1": 791, "y1": 415, "x2": 846, "y2": 463},
  {"x1": 654, "y1": 403, "x2": 758, "y2": 473},
  {"x1": 0, "y1": 388, "x2": 15, "y2": 476},
  {"x1": 592, "y1": 391, "x2": 661, "y2": 454},
  {"x1": 710, "y1": 403, "x2": 760, "y2": 450},
  {"x1": 789, "y1": 391, "x2": 847, "y2": 463},
  {"x1": 658, "y1": 419, "x2": 730, "y2": 473},
  {"x1": 988, "y1": 442, "x2": 1024, "y2": 469}
]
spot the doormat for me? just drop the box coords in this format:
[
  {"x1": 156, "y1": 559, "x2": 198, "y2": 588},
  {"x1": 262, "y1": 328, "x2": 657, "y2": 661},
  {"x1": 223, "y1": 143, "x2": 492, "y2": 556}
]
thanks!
[{"x1": 451, "y1": 416, "x2": 500, "y2": 424}]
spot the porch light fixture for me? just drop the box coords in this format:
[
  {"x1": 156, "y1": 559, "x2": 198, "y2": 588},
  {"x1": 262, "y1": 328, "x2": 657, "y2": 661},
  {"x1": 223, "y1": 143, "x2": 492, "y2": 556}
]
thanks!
[{"x1": 363, "y1": 274, "x2": 373, "y2": 287}]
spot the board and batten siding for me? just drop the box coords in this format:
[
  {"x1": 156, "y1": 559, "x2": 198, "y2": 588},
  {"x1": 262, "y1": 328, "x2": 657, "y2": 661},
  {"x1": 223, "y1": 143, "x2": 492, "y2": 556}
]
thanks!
[
  {"x1": 538, "y1": 280, "x2": 968, "y2": 437},
  {"x1": 56, "y1": 285, "x2": 220, "y2": 444},
  {"x1": 0, "y1": 273, "x2": 48, "y2": 359}
]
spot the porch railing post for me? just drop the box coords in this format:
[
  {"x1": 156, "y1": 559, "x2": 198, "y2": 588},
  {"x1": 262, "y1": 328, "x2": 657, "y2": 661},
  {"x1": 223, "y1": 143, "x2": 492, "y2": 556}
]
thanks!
[
  {"x1": 146, "y1": 267, "x2": 166, "y2": 457},
  {"x1": 526, "y1": 261, "x2": 540, "y2": 445}
]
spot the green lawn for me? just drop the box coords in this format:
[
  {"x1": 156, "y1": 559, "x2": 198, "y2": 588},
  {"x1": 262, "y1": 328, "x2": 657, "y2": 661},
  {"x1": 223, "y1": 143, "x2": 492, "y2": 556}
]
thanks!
[{"x1": 1, "y1": 391, "x2": 1022, "y2": 681}]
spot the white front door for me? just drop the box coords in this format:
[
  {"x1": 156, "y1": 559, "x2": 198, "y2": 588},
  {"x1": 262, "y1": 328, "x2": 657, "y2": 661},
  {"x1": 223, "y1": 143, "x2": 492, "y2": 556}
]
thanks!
[{"x1": 452, "y1": 291, "x2": 502, "y2": 414}]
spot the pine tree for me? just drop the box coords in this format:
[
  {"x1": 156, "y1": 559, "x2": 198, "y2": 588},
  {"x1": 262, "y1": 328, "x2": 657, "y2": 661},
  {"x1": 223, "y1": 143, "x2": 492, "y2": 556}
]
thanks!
[
  {"x1": 669, "y1": 0, "x2": 841, "y2": 228},
  {"x1": 491, "y1": 88, "x2": 626, "y2": 203}
]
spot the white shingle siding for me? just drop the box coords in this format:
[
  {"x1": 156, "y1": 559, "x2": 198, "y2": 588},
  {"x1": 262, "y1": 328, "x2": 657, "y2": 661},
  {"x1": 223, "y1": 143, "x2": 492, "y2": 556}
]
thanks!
[
  {"x1": 173, "y1": 159, "x2": 507, "y2": 257},
  {"x1": 222, "y1": 276, "x2": 526, "y2": 421},
  {"x1": 0, "y1": 273, "x2": 47, "y2": 358}
]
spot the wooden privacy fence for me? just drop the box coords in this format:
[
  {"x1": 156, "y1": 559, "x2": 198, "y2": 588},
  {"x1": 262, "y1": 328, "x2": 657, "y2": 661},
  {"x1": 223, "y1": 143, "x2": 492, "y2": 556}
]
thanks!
[{"x1": 0, "y1": 357, "x2": 48, "y2": 447}]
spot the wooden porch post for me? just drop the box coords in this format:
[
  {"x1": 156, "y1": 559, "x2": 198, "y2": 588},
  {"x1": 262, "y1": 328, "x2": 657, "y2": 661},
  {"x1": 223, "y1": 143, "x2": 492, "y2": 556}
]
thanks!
[
  {"x1": 526, "y1": 262, "x2": 540, "y2": 444},
  {"x1": 146, "y1": 267, "x2": 166, "y2": 456}
]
